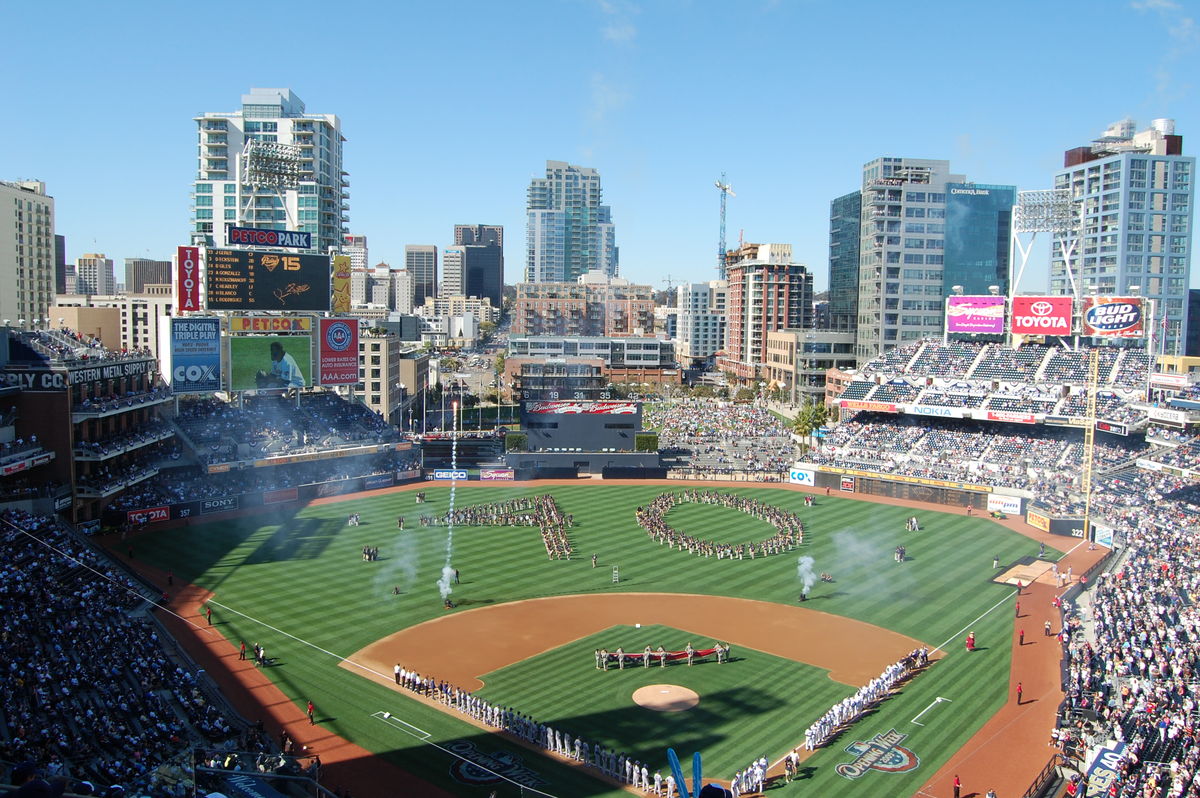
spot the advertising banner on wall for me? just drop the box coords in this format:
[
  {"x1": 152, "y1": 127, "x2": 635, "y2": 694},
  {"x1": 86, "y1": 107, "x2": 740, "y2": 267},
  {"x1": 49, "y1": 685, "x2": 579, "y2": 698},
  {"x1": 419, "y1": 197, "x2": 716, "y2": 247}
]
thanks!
[
  {"x1": 788, "y1": 468, "x2": 816, "y2": 486},
  {"x1": 1150, "y1": 372, "x2": 1189, "y2": 389},
  {"x1": 987, "y1": 494, "x2": 1022, "y2": 516},
  {"x1": 840, "y1": 400, "x2": 898, "y2": 413},
  {"x1": 331, "y1": 255, "x2": 352, "y2": 314},
  {"x1": 1011, "y1": 296, "x2": 1073, "y2": 336},
  {"x1": 1026, "y1": 509, "x2": 1051, "y2": 532},
  {"x1": 317, "y1": 319, "x2": 359, "y2": 385},
  {"x1": 229, "y1": 316, "x2": 312, "y2": 332},
  {"x1": 909, "y1": 405, "x2": 967, "y2": 419},
  {"x1": 177, "y1": 246, "x2": 201, "y2": 312},
  {"x1": 1081, "y1": 296, "x2": 1145, "y2": 338},
  {"x1": 1149, "y1": 407, "x2": 1189, "y2": 428},
  {"x1": 228, "y1": 335, "x2": 311, "y2": 391},
  {"x1": 226, "y1": 225, "x2": 311, "y2": 249},
  {"x1": 1091, "y1": 523, "x2": 1116, "y2": 549},
  {"x1": 480, "y1": 468, "x2": 516, "y2": 481},
  {"x1": 986, "y1": 410, "x2": 1037, "y2": 424},
  {"x1": 526, "y1": 401, "x2": 637, "y2": 414},
  {"x1": 169, "y1": 317, "x2": 221, "y2": 393},
  {"x1": 839, "y1": 476, "x2": 855, "y2": 492},
  {"x1": 946, "y1": 295, "x2": 1006, "y2": 334}
]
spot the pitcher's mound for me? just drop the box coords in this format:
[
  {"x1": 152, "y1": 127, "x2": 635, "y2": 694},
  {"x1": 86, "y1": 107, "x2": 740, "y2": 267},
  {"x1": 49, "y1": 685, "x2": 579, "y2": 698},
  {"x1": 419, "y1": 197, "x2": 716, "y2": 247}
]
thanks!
[{"x1": 633, "y1": 684, "x2": 700, "y2": 712}]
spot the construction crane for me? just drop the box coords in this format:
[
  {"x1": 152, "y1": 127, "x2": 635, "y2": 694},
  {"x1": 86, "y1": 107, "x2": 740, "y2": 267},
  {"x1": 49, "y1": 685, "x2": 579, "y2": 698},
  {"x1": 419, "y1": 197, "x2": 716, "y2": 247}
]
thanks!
[{"x1": 715, "y1": 173, "x2": 735, "y2": 279}]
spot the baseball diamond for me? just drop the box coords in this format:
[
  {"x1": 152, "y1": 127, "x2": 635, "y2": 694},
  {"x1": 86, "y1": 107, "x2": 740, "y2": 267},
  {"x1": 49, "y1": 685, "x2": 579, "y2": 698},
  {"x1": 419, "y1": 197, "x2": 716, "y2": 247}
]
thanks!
[{"x1": 120, "y1": 478, "x2": 1085, "y2": 798}]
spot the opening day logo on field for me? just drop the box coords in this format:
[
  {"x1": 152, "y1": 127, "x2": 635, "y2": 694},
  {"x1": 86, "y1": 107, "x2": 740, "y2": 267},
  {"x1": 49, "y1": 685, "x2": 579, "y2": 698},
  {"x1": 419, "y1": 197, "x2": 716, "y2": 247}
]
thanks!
[
  {"x1": 835, "y1": 728, "x2": 920, "y2": 779},
  {"x1": 445, "y1": 740, "x2": 547, "y2": 788}
]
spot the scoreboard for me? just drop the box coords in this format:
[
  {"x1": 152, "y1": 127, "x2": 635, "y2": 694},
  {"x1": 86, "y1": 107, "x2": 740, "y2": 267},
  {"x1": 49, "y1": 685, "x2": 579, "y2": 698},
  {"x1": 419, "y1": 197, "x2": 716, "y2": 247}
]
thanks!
[{"x1": 205, "y1": 249, "x2": 331, "y2": 311}]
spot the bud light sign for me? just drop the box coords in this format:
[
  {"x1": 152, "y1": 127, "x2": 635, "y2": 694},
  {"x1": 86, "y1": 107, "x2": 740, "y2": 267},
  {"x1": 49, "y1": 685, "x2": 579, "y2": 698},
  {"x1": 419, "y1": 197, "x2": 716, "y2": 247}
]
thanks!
[
  {"x1": 1082, "y1": 296, "x2": 1144, "y2": 338},
  {"x1": 170, "y1": 317, "x2": 221, "y2": 393},
  {"x1": 1010, "y1": 296, "x2": 1073, "y2": 336}
]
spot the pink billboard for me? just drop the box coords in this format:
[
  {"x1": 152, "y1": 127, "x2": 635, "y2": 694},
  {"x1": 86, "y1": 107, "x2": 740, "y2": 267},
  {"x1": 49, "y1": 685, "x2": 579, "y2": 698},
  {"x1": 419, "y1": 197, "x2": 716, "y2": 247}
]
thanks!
[{"x1": 946, "y1": 295, "x2": 1006, "y2": 334}]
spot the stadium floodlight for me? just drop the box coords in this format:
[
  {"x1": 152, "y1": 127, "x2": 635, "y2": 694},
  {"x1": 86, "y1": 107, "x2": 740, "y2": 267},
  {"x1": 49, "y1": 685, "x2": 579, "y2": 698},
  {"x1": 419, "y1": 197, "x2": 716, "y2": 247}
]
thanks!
[
  {"x1": 237, "y1": 139, "x2": 303, "y2": 233},
  {"x1": 1010, "y1": 189, "x2": 1082, "y2": 300}
]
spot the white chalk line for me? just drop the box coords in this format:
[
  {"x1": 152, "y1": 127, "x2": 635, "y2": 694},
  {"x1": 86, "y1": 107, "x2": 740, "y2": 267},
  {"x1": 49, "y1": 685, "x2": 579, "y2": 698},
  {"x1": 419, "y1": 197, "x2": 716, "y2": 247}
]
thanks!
[{"x1": 933, "y1": 588, "x2": 1018, "y2": 654}]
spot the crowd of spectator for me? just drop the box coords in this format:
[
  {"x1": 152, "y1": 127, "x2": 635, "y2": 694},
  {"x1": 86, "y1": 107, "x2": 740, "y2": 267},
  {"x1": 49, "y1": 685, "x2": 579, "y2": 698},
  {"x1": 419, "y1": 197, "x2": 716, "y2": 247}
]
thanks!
[
  {"x1": 1054, "y1": 464, "x2": 1200, "y2": 796},
  {"x1": 16, "y1": 328, "x2": 154, "y2": 366},
  {"x1": 176, "y1": 394, "x2": 401, "y2": 466},
  {"x1": 647, "y1": 399, "x2": 795, "y2": 475},
  {"x1": 74, "y1": 422, "x2": 175, "y2": 460},
  {"x1": 107, "y1": 450, "x2": 420, "y2": 512},
  {"x1": 805, "y1": 414, "x2": 1150, "y2": 492},
  {"x1": 0, "y1": 509, "x2": 244, "y2": 796}
]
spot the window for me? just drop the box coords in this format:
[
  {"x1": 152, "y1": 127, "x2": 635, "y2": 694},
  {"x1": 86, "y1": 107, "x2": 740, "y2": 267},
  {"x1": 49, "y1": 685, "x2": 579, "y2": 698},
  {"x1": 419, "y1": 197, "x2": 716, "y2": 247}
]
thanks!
[
  {"x1": 904, "y1": 238, "x2": 925, "y2": 248},
  {"x1": 196, "y1": 209, "x2": 213, "y2": 219},
  {"x1": 195, "y1": 183, "x2": 212, "y2": 193},
  {"x1": 905, "y1": 192, "x2": 926, "y2": 202},
  {"x1": 195, "y1": 196, "x2": 212, "y2": 207},
  {"x1": 905, "y1": 223, "x2": 926, "y2": 233},
  {"x1": 928, "y1": 193, "x2": 945, "y2": 203},
  {"x1": 224, "y1": 210, "x2": 235, "y2": 220},
  {"x1": 903, "y1": 254, "x2": 923, "y2": 264},
  {"x1": 224, "y1": 184, "x2": 236, "y2": 194},
  {"x1": 905, "y1": 207, "x2": 926, "y2": 218}
]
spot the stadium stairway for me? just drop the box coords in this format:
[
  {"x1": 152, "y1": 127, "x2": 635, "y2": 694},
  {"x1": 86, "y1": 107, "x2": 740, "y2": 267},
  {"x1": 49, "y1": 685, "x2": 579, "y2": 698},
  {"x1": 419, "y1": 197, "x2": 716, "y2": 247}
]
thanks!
[{"x1": 962, "y1": 343, "x2": 994, "y2": 380}]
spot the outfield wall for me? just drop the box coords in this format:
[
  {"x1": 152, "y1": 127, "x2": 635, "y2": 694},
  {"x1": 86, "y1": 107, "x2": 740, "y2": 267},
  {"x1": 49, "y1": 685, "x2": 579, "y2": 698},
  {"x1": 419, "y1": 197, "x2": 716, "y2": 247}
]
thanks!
[{"x1": 790, "y1": 463, "x2": 1028, "y2": 515}]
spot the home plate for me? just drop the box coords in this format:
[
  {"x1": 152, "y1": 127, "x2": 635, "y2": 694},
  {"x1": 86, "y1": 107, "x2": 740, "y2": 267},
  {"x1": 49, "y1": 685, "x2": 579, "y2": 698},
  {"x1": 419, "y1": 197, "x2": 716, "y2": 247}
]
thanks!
[{"x1": 633, "y1": 684, "x2": 699, "y2": 712}]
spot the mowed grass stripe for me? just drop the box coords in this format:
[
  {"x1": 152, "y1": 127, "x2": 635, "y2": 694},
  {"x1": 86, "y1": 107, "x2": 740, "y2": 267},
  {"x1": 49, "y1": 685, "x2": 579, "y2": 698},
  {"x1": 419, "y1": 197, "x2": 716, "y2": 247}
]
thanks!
[{"x1": 136, "y1": 484, "x2": 1044, "y2": 798}]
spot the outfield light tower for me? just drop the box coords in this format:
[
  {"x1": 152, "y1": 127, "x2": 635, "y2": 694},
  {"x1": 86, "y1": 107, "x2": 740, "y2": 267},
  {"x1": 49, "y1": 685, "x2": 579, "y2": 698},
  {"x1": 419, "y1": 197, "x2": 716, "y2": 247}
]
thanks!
[
  {"x1": 1010, "y1": 189, "x2": 1081, "y2": 301},
  {"x1": 239, "y1": 139, "x2": 303, "y2": 233}
]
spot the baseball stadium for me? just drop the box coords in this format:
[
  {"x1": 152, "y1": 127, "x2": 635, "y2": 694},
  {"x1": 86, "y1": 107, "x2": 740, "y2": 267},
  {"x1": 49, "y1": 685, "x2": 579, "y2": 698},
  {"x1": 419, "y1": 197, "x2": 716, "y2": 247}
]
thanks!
[{"x1": 2, "y1": 311, "x2": 1197, "y2": 798}]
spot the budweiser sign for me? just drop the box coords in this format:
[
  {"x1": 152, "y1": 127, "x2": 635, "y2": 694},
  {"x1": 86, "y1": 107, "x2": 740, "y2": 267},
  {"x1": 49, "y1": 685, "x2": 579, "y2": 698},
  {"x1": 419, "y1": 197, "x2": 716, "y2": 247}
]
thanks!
[
  {"x1": 1010, "y1": 296, "x2": 1072, "y2": 336},
  {"x1": 526, "y1": 401, "x2": 637, "y2": 414}
]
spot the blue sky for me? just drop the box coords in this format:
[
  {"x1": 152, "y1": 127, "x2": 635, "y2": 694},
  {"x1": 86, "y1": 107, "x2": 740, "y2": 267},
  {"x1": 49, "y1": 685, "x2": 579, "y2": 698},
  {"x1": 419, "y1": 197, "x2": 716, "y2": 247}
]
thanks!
[{"x1": 3, "y1": 0, "x2": 1197, "y2": 292}]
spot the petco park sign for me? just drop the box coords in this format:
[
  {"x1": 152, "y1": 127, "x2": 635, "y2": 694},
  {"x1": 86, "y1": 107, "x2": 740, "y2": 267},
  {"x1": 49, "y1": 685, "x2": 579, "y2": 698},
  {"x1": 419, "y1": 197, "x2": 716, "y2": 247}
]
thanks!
[
  {"x1": 1010, "y1": 296, "x2": 1072, "y2": 336},
  {"x1": 226, "y1": 225, "x2": 312, "y2": 249}
]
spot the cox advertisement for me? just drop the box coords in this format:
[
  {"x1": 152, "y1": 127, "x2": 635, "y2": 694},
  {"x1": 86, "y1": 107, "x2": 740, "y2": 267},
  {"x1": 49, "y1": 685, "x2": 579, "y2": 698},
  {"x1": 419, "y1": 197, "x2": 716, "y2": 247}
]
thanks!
[
  {"x1": 170, "y1": 317, "x2": 221, "y2": 393},
  {"x1": 1082, "y1": 296, "x2": 1144, "y2": 338},
  {"x1": 317, "y1": 319, "x2": 359, "y2": 385},
  {"x1": 788, "y1": 468, "x2": 816, "y2": 487},
  {"x1": 1011, "y1": 296, "x2": 1072, "y2": 336},
  {"x1": 229, "y1": 335, "x2": 311, "y2": 391},
  {"x1": 946, "y1": 295, "x2": 1005, "y2": 334}
]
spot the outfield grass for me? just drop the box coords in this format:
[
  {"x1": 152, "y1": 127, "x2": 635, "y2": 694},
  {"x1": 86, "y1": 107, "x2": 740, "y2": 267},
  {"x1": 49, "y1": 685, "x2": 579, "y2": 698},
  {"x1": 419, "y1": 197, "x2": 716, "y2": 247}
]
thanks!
[{"x1": 134, "y1": 484, "x2": 1056, "y2": 797}]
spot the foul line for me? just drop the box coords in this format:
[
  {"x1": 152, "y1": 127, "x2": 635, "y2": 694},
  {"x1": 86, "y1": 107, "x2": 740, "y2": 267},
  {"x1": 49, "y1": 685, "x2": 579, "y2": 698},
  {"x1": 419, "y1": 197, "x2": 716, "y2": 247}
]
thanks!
[
  {"x1": 932, "y1": 589, "x2": 1018, "y2": 655},
  {"x1": 205, "y1": 599, "x2": 391, "y2": 682},
  {"x1": 370, "y1": 711, "x2": 431, "y2": 740}
]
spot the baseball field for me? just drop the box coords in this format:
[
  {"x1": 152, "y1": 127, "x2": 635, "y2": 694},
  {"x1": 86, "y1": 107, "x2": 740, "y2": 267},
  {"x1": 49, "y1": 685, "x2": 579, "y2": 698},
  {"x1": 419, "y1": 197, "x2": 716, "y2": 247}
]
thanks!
[{"x1": 133, "y1": 483, "x2": 1055, "y2": 797}]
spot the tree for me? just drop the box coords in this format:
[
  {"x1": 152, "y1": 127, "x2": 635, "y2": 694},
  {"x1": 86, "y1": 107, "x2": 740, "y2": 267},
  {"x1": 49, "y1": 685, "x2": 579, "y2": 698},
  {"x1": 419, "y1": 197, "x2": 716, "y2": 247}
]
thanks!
[
  {"x1": 792, "y1": 400, "x2": 830, "y2": 438},
  {"x1": 494, "y1": 351, "x2": 507, "y2": 375},
  {"x1": 734, "y1": 386, "x2": 756, "y2": 402}
]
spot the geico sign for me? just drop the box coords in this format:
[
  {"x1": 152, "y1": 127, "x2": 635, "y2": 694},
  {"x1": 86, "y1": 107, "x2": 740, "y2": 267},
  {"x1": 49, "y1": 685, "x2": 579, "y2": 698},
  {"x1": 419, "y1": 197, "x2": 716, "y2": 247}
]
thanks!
[{"x1": 173, "y1": 364, "x2": 216, "y2": 383}]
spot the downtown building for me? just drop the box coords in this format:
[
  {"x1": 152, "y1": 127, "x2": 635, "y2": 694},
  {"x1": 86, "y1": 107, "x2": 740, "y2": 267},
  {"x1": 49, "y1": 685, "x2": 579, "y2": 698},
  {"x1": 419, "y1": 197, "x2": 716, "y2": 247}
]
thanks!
[
  {"x1": 0, "y1": 180, "x2": 57, "y2": 325},
  {"x1": 1052, "y1": 119, "x2": 1194, "y2": 353},
  {"x1": 405, "y1": 245, "x2": 437, "y2": 309},
  {"x1": 512, "y1": 272, "x2": 654, "y2": 337},
  {"x1": 443, "y1": 225, "x2": 503, "y2": 309},
  {"x1": 191, "y1": 88, "x2": 348, "y2": 254},
  {"x1": 525, "y1": 161, "x2": 617, "y2": 283},
  {"x1": 124, "y1": 258, "x2": 172, "y2": 293},
  {"x1": 716, "y1": 243, "x2": 814, "y2": 380},
  {"x1": 840, "y1": 157, "x2": 1014, "y2": 362},
  {"x1": 675, "y1": 280, "x2": 728, "y2": 366},
  {"x1": 74, "y1": 253, "x2": 116, "y2": 296}
]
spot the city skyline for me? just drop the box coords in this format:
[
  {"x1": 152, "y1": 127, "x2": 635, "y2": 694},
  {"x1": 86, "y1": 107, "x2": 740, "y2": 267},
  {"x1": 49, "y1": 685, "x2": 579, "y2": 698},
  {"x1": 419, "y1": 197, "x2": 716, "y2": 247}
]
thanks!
[{"x1": 3, "y1": 1, "x2": 1197, "y2": 293}]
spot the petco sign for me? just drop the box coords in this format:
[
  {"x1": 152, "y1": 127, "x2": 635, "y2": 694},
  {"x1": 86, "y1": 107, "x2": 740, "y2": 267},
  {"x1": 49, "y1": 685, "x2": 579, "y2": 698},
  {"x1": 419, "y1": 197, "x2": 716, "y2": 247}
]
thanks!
[
  {"x1": 1082, "y1": 296, "x2": 1144, "y2": 338},
  {"x1": 1011, "y1": 296, "x2": 1072, "y2": 336}
]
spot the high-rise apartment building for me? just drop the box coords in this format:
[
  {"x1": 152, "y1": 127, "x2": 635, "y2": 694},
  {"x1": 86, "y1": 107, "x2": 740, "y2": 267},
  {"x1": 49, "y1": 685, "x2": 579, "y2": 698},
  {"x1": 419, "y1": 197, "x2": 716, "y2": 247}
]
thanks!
[
  {"x1": 191, "y1": 88, "x2": 348, "y2": 254},
  {"x1": 1053, "y1": 119, "x2": 1194, "y2": 353},
  {"x1": 526, "y1": 161, "x2": 618, "y2": 282},
  {"x1": 124, "y1": 258, "x2": 172, "y2": 293},
  {"x1": 716, "y1": 243, "x2": 814, "y2": 379},
  {"x1": 851, "y1": 157, "x2": 1014, "y2": 361},
  {"x1": 390, "y1": 269, "x2": 415, "y2": 315},
  {"x1": 828, "y1": 191, "x2": 861, "y2": 331},
  {"x1": 74, "y1": 253, "x2": 116, "y2": 295},
  {"x1": 676, "y1": 280, "x2": 728, "y2": 364},
  {"x1": 442, "y1": 247, "x2": 465, "y2": 298},
  {"x1": 0, "y1": 180, "x2": 56, "y2": 325},
  {"x1": 405, "y1": 246, "x2": 437, "y2": 309},
  {"x1": 513, "y1": 273, "x2": 653, "y2": 336}
]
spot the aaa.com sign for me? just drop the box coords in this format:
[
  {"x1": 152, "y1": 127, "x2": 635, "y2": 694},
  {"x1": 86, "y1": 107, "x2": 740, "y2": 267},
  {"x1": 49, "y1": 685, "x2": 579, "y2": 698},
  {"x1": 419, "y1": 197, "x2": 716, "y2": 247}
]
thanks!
[
  {"x1": 1011, "y1": 296, "x2": 1072, "y2": 336},
  {"x1": 1082, "y1": 297, "x2": 1145, "y2": 338}
]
